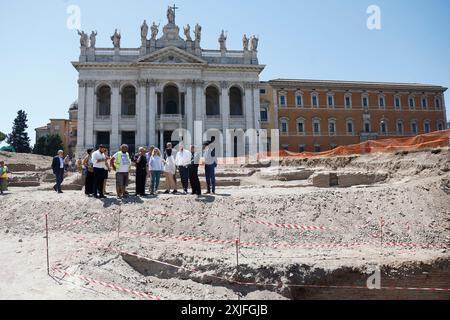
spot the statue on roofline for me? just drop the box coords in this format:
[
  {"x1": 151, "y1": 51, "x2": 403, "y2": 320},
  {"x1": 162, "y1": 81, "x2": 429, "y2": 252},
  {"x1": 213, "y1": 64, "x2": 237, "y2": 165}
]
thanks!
[
  {"x1": 184, "y1": 24, "x2": 192, "y2": 41},
  {"x1": 141, "y1": 20, "x2": 148, "y2": 42},
  {"x1": 194, "y1": 24, "x2": 202, "y2": 43},
  {"x1": 243, "y1": 34, "x2": 249, "y2": 51},
  {"x1": 111, "y1": 29, "x2": 121, "y2": 48},
  {"x1": 90, "y1": 31, "x2": 97, "y2": 48},
  {"x1": 151, "y1": 22, "x2": 160, "y2": 40},
  {"x1": 167, "y1": 6, "x2": 175, "y2": 24},
  {"x1": 77, "y1": 30, "x2": 89, "y2": 48}
]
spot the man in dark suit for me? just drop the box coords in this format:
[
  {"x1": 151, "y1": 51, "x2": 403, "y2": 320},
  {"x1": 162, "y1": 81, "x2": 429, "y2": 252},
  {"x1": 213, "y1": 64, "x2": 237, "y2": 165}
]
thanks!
[
  {"x1": 188, "y1": 144, "x2": 201, "y2": 196},
  {"x1": 51, "y1": 150, "x2": 65, "y2": 194}
]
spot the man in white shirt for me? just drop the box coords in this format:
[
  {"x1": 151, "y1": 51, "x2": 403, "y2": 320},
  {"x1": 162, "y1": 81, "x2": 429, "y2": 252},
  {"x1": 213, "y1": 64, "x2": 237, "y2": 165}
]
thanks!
[
  {"x1": 110, "y1": 144, "x2": 132, "y2": 198},
  {"x1": 91, "y1": 145, "x2": 108, "y2": 199},
  {"x1": 175, "y1": 144, "x2": 191, "y2": 194}
]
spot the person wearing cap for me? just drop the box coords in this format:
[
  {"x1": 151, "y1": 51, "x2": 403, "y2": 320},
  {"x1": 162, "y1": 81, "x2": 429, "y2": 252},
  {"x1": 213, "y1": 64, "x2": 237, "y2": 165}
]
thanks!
[
  {"x1": 110, "y1": 144, "x2": 132, "y2": 199},
  {"x1": 51, "y1": 150, "x2": 65, "y2": 194},
  {"x1": 92, "y1": 145, "x2": 108, "y2": 199},
  {"x1": 203, "y1": 141, "x2": 217, "y2": 194}
]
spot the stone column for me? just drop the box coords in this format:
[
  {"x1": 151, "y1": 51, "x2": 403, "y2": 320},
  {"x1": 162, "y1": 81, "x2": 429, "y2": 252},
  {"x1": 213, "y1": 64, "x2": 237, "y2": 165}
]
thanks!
[
  {"x1": 194, "y1": 80, "x2": 205, "y2": 142},
  {"x1": 148, "y1": 80, "x2": 157, "y2": 146},
  {"x1": 252, "y1": 82, "x2": 261, "y2": 130},
  {"x1": 244, "y1": 83, "x2": 254, "y2": 130},
  {"x1": 85, "y1": 81, "x2": 96, "y2": 148},
  {"x1": 111, "y1": 80, "x2": 120, "y2": 152},
  {"x1": 185, "y1": 80, "x2": 194, "y2": 141},
  {"x1": 137, "y1": 80, "x2": 147, "y2": 147},
  {"x1": 220, "y1": 81, "x2": 230, "y2": 148},
  {"x1": 76, "y1": 80, "x2": 86, "y2": 154},
  {"x1": 159, "y1": 130, "x2": 164, "y2": 151},
  {"x1": 273, "y1": 90, "x2": 279, "y2": 130}
]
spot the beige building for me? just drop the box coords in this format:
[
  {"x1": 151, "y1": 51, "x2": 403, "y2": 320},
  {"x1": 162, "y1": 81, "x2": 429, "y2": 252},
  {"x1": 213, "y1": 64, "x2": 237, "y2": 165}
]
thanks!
[{"x1": 35, "y1": 101, "x2": 78, "y2": 155}]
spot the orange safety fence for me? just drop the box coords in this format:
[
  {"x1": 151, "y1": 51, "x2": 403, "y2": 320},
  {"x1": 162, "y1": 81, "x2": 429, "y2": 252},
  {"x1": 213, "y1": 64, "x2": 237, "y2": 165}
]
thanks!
[
  {"x1": 259, "y1": 129, "x2": 450, "y2": 159},
  {"x1": 211, "y1": 130, "x2": 449, "y2": 164}
]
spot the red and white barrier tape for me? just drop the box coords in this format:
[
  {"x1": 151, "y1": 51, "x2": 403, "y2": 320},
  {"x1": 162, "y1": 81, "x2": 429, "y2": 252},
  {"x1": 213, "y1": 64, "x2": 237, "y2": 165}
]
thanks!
[
  {"x1": 121, "y1": 229, "x2": 449, "y2": 250},
  {"x1": 246, "y1": 219, "x2": 338, "y2": 231},
  {"x1": 51, "y1": 264, "x2": 160, "y2": 300},
  {"x1": 76, "y1": 238, "x2": 450, "y2": 293}
]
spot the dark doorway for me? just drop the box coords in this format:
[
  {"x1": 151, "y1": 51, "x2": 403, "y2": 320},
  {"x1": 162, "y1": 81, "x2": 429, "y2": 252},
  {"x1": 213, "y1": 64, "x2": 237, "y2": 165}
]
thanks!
[
  {"x1": 96, "y1": 131, "x2": 110, "y2": 149},
  {"x1": 121, "y1": 131, "x2": 136, "y2": 154}
]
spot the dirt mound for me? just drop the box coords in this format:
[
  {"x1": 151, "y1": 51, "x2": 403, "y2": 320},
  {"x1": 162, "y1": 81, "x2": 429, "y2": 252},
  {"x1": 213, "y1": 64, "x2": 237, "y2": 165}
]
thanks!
[{"x1": 0, "y1": 149, "x2": 449, "y2": 300}]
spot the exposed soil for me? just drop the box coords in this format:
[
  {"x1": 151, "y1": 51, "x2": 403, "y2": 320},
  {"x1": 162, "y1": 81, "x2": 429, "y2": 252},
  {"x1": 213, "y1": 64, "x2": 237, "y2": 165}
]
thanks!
[{"x1": 0, "y1": 149, "x2": 449, "y2": 300}]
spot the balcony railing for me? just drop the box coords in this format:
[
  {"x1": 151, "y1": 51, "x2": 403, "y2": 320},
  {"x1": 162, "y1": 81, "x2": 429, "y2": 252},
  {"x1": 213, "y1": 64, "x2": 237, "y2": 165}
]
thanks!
[{"x1": 157, "y1": 114, "x2": 184, "y2": 121}]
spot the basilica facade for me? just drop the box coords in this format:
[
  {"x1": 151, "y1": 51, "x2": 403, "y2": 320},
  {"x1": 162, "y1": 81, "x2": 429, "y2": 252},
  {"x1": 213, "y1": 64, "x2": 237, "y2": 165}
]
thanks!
[
  {"x1": 74, "y1": 8, "x2": 447, "y2": 157},
  {"x1": 74, "y1": 7, "x2": 264, "y2": 157}
]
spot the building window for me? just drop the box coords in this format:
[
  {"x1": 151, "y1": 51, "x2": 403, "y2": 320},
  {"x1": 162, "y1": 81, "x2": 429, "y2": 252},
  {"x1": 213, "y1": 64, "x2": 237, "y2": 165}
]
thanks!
[
  {"x1": 313, "y1": 119, "x2": 321, "y2": 135},
  {"x1": 280, "y1": 119, "x2": 288, "y2": 135},
  {"x1": 121, "y1": 131, "x2": 136, "y2": 153},
  {"x1": 279, "y1": 94, "x2": 286, "y2": 107},
  {"x1": 121, "y1": 85, "x2": 136, "y2": 116},
  {"x1": 435, "y1": 96, "x2": 441, "y2": 110},
  {"x1": 206, "y1": 86, "x2": 221, "y2": 116},
  {"x1": 380, "y1": 120, "x2": 388, "y2": 136},
  {"x1": 230, "y1": 86, "x2": 243, "y2": 116},
  {"x1": 296, "y1": 92, "x2": 303, "y2": 107},
  {"x1": 411, "y1": 121, "x2": 418, "y2": 135},
  {"x1": 298, "y1": 145, "x2": 305, "y2": 153},
  {"x1": 424, "y1": 120, "x2": 431, "y2": 133},
  {"x1": 364, "y1": 121, "x2": 371, "y2": 133},
  {"x1": 346, "y1": 119, "x2": 354, "y2": 135},
  {"x1": 282, "y1": 144, "x2": 289, "y2": 151},
  {"x1": 330, "y1": 144, "x2": 338, "y2": 150},
  {"x1": 327, "y1": 94, "x2": 334, "y2": 108},
  {"x1": 437, "y1": 121, "x2": 444, "y2": 131},
  {"x1": 421, "y1": 96, "x2": 428, "y2": 109},
  {"x1": 314, "y1": 145, "x2": 321, "y2": 153},
  {"x1": 260, "y1": 107, "x2": 268, "y2": 122},
  {"x1": 328, "y1": 119, "x2": 336, "y2": 136},
  {"x1": 395, "y1": 96, "x2": 401, "y2": 110},
  {"x1": 97, "y1": 85, "x2": 111, "y2": 116},
  {"x1": 379, "y1": 95, "x2": 385, "y2": 109},
  {"x1": 54, "y1": 125, "x2": 60, "y2": 131},
  {"x1": 396, "y1": 120, "x2": 404, "y2": 135},
  {"x1": 345, "y1": 94, "x2": 352, "y2": 109},
  {"x1": 296, "y1": 118, "x2": 305, "y2": 135},
  {"x1": 408, "y1": 96, "x2": 415, "y2": 109},
  {"x1": 260, "y1": 89, "x2": 266, "y2": 95},
  {"x1": 311, "y1": 93, "x2": 318, "y2": 108},
  {"x1": 362, "y1": 95, "x2": 369, "y2": 109}
]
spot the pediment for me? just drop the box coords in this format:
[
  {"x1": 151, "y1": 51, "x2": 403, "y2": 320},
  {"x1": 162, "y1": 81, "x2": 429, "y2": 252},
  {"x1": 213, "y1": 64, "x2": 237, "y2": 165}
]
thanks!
[{"x1": 136, "y1": 47, "x2": 207, "y2": 64}]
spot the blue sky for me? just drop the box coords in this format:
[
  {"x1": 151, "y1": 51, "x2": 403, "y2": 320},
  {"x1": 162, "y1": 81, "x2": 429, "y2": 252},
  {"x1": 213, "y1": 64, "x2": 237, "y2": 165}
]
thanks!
[{"x1": 0, "y1": 0, "x2": 449, "y2": 146}]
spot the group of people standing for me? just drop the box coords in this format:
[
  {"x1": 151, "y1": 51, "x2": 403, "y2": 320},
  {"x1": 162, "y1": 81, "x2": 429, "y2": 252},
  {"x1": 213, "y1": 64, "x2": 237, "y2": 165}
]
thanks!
[{"x1": 80, "y1": 141, "x2": 217, "y2": 199}]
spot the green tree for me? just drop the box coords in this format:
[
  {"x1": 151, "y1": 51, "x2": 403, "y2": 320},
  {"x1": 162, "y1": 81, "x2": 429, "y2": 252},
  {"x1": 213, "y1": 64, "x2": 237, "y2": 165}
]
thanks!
[
  {"x1": 6, "y1": 110, "x2": 31, "y2": 153},
  {"x1": 46, "y1": 134, "x2": 64, "y2": 156},
  {"x1": 33, "y1": 136, "x2": 47, "y2": 155},
  {"x1": 33, "y1": 134, "x2": 64, "y2": 156},
  {"x1": 0, "y1": 131, "x2": 6, "y2": 143}
]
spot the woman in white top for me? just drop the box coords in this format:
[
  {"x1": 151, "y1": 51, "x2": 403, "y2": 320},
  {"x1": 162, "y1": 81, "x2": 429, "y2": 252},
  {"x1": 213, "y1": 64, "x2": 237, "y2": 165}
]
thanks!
[
  {"x1": 148, "y1": 148, "x2": 164, "y2": 195},
  {"x1": 163, "y1": 148, "x2": 177, "y2": 194}
]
